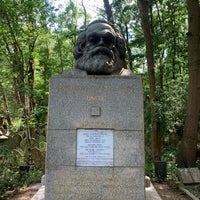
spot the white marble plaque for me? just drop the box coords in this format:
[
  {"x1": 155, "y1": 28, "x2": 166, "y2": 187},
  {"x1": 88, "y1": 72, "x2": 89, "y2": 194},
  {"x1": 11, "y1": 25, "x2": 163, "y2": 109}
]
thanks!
[{"x1": 77, "y1": 129, "x2": 113, "y2": 166}]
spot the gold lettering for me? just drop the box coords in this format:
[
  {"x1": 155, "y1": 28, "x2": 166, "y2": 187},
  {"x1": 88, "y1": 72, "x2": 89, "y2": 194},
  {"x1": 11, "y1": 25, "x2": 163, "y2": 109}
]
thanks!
[
  {"x1": 53, "y1": 172, "x2": 136, "y2": 199},
  {"x1": 86, "y1": 96, "x2": 104, "y2": 101},
  {"x1": 74, "y1": 121, "x2": 113, "y2": 128}
]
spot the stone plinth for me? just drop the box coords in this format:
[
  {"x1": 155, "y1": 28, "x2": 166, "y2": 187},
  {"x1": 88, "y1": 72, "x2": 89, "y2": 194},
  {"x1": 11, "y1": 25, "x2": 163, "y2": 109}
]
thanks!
[{"x1": 45, "y1": 72, "x2": 145, "y2": 200}]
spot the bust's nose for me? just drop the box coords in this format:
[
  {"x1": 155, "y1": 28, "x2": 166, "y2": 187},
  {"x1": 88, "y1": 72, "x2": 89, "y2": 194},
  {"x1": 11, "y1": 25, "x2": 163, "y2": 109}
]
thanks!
[{"x1": 97, "y1": 37, "x2": 105, "y2": 46}]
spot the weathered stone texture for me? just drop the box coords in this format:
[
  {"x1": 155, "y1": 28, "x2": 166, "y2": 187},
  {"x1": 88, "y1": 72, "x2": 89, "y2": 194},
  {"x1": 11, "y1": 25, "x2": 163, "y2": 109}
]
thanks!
[{"x1": 45, "y1": 73, "x2": 145, "y2": 200}]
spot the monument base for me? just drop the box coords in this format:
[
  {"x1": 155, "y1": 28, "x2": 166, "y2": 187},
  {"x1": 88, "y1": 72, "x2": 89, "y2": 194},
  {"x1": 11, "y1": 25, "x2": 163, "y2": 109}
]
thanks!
[
  {"x1": 31, "y1": 176, "x2": 162, "y2": 200},
  {"x1": 45, "y1": 73, "x2": 145, "y2": 199},
  {"x1": 45, "y1": 167, "x2": 144, "y2": 200}
]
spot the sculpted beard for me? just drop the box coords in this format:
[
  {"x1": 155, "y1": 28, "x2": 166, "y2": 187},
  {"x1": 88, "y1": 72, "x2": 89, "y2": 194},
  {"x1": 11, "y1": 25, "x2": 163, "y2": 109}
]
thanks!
[{"x1": 74, "y1": 47, "x2": 125, "y2": 75}]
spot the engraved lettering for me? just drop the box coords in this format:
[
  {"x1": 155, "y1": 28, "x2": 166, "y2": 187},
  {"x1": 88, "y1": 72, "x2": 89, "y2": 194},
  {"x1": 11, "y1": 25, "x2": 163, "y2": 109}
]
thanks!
[
  {"x1": 74, "y1": 121, "x2": 113, "y2": 128},
  {"x1": 52, "y1": 172, "x2": 135, "y2": 199},
  {"x1": 86, "y1": 96, "x2": 104, "y2": 101}
]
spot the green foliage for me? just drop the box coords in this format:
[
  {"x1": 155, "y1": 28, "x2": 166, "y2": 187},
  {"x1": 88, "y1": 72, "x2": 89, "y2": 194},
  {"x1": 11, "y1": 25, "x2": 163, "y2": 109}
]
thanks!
[
  {"x1": 161, "y1": 147, "x2": 178, "y2": 180},
  {"x1": 19, "y1": 167, "x2": 44, "y2": 186},
  {"x1": 145, "y1": 156, "x2": 154, "y2": 178},
  {"x1": 0, "y1": 0, "x2": 86, "y2": 194},
  {"x1": 0, "y1": 145, "x2": 22, "y2": 198},
  {"x1": 155, "y1": 75, "x2": 188, "y2": 144},
  {"x1": 112, "y1": 0, "x2": 145, "y2": 72},
  {"x1": 146, "y1": 147, "x2": 178, "y2": 181},
  {"x1": 0, "y1": 145, "x2": 20, "y2": 197},
  {"x1": 0, "y1": 0, "x2": 198, "y2": 194},
  {"x1": 0, "y1": 145, "x2": 44, "y2": 199}
]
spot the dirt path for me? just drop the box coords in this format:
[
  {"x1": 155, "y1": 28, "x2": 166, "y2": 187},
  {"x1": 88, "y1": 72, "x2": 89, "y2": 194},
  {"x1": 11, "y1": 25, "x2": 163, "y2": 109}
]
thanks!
[
  {"x1": 5, "y1": 184, "x2": 40, "y2": 200},
  {"x1": 153, "y1": 181, "x2": 192, "y2": 200},
  {"x1": 6, "y1": 189, "x2": 36, "y2": 200}
]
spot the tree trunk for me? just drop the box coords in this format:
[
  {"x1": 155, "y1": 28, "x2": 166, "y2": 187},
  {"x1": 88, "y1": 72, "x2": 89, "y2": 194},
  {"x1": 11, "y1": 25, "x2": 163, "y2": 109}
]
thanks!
[
  {"x1": 137, "y1": 0, "x2": 161, "y2": 160},
  {"x1": 103, "y1": 0, "x2": 114, "y2": 23},
  {"x1": 177, "y1": 0, "x2": 200, "y2": 167},
  {"x1": 0, "y1": 82, "x2": 12, "y2": 126},
  {"x1": 124, "y1": 23, "x2": 133, "y2": 70},
  {"x1": 81, "y1": 0, "x2": 87, "y2": 28}
]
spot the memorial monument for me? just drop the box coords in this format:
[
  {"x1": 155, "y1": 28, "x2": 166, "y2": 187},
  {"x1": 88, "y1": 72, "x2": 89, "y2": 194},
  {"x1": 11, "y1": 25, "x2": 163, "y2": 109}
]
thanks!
[{"x1": 45, "y1": 19, "x2": 145, "y2": 199}]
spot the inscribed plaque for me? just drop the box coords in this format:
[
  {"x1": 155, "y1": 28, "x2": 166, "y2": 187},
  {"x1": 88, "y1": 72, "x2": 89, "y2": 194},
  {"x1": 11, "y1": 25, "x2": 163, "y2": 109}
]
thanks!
[{"x1": 77, "y1": 129, "x2": 113, "y2": 166}]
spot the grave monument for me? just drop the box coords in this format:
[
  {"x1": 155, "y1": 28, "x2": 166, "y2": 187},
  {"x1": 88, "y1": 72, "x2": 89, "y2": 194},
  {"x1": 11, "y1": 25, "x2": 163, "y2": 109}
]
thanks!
[{"x1": 45, "y1": 19, "x2": 145, "y2": 199}]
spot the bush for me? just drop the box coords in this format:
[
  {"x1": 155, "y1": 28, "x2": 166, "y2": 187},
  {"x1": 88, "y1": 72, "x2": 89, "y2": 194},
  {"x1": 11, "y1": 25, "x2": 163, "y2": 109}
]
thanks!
[
  {"x1": 0, "y1": 145, "x2": 44, "y2": 199},
  {"x1": 161, "y1": 147, "x2": 178, "y2": 180},
  {"x1": 145, "y1": 155, "x2": 154, "y2": 178},
  {"x1": 0, "y1": 145, "x2": 22, "y2": 198},
  {"x1": 145, "y1": 147, "x2": 178, "y2": 182}
]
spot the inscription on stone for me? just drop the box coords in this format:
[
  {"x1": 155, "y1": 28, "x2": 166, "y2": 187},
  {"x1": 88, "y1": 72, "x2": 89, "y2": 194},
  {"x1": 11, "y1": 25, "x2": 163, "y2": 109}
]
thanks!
[
  {"x1": 45, "y1": 75, "x2": 145, "y2": 200},
  {"x1": 86, "y1": 96, "x2": 104, "y2": 101},
  {"x1": 77, "y1": 129, "x2": 113, "y2": 166},
  {"x1": 74, "y1": 121, "x2": 113, "y2": 128},
  {"x1": 53, "y1": 172, "x2": 135, "y2": 200}
]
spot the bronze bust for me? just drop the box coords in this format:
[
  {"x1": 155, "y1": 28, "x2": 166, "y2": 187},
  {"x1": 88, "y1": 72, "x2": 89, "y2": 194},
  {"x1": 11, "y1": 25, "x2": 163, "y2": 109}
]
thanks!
[{"x1": 73, "y1": 20, "x2": 131, "y2": 75}]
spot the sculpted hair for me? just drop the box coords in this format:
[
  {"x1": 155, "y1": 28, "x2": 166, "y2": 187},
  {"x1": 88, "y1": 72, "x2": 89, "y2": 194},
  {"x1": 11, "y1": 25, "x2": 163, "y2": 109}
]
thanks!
[{"x1": 73, "y1": 19, "x2": 126, "y2": 62}]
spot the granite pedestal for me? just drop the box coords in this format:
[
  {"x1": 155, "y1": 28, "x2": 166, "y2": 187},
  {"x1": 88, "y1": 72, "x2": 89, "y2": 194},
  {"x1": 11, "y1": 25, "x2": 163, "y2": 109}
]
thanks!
[{"x1": 45, "y1": 71, "x2": 145, "y2": 200}]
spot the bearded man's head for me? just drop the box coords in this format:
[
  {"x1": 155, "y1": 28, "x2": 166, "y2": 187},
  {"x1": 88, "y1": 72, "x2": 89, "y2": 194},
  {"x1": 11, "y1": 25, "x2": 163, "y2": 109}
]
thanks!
[{"x1": 73, "y1": 20, "x2": 127, "y2": 75}]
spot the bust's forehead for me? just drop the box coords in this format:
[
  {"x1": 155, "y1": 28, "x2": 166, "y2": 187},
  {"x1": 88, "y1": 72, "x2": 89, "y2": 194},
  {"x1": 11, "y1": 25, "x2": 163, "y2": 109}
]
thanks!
[{"x1": 86, "y1": 22, "x2": 116, "y2": 35}]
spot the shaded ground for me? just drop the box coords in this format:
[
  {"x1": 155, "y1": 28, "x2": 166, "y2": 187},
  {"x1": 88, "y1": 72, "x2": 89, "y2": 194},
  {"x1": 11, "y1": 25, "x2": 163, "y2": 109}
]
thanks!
[
  {"x1": 5, "y1": 184, "x2": 40, "y2": 200},
  {"x1": 153, "y1": 181, "x2": 193, "y2": 200},
  {"x1": 5, "y1": 189, "x2": 36, "y2": 200},
  {"x1": 5, "y1": 182, "x2": 194, "y2": 200}
]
